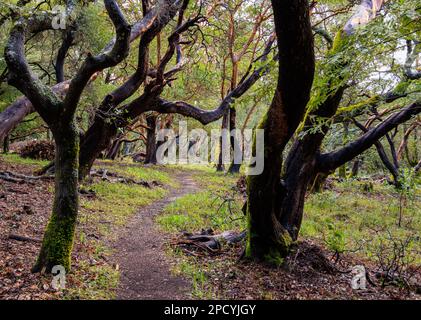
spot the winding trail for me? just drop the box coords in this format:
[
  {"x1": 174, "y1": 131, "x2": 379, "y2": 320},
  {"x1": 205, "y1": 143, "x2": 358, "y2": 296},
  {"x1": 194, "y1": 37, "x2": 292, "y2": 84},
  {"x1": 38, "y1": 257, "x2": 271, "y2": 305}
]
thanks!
[{"x1": 113, "y1": 171, "x2": 199, "y2": 300}]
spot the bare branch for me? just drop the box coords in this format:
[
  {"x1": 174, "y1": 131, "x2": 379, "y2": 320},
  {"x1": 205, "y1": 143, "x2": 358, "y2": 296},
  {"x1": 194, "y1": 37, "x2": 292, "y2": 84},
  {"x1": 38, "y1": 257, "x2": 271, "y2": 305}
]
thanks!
[
  {"x1": 127, "y1": 34, "x2": 277, "y2": 124},
  {"x1": 62, "y1": 0, "x2": 132, "y2": 118}
]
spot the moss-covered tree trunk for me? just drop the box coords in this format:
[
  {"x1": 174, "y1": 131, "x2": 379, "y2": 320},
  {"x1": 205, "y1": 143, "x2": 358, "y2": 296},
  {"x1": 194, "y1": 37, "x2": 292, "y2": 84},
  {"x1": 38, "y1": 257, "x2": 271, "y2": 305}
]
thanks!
[
  {"x1": 32, "y1": 122, "x2": 79, "y2": 273},
  {"x1": 246, "y1": 125, "x2": 320, "y2": 263},
  {"x1": 245, "y1": 0, "x2": 394, "y2": 265},
  {"x1": 244, "y1": 0, "x2": 315, "y2": 264},
  {"x1": 245, "y1": 112, "x2": 293, "y2": 264},
  {"x1": 5, "y1": 0, "x2": 132, "y2": 274}
]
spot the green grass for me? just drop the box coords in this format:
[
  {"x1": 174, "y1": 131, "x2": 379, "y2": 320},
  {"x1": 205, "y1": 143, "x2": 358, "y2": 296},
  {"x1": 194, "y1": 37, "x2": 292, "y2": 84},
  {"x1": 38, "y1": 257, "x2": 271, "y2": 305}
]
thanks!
[
  {"x1": 167, "y1": 247, "x2": 217, "y2": 299},
  {"x1": 182, "y1": 265, "x2": 214, "y2": 299},
  {"x1": 5, "y1": 150, "x2": 419, "y2": 297},
  {"x1": 62, "y1": 240, "x2": 119, "y2": 300},
  {"x1": 0, "y1": 153, "x2": 49, "y2": 167},
  {"x1": 80, "y1": 181, "x2": 167, "y2": 235},
  {"x1": 156, "y1": 169, "x2": 246, "y2": 299},
  {"x1": 302, "y1": 179, "x2": 421, "y2": 264},
  {"x1": 157, "y1": 170, "x2": 245, "y2": 299},
  {"x1": 69, "y1": 164, "x2": 174, "y2": 299},
  {"x1": 61, "y1": 179, "x2": 170, "y2": 299},
  {"x1": 157, "y1": 172, "x2": 244, "y2": 234},
  {"x1": 157, "y1": 191, "x2": 245, "y2": 233},
  {"x1": 3, "y1": 154, "x2": 188, "y2": 299},
  {"x1": 63, "y1": 260, "x2": 119, "y2": 300},
  {"x1": 158, "y1": 170, "x2": 421, "y2": 299},
  {"x1": 98, "y1": 163, "x2": 176, "y2": 187},
  {"x1": 167, "y1": 164, "x2": 217, "y2": 174},
  {"x1": 189, "y1": 168, "x2": 239, "y2": 191}
]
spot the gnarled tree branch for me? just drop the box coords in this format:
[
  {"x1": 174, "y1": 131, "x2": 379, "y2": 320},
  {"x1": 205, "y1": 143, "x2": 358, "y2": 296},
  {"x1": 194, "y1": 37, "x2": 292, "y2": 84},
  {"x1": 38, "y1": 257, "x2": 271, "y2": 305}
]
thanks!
[{"x1": 318, "y1": 100, "x2": 421, "y2": 173}]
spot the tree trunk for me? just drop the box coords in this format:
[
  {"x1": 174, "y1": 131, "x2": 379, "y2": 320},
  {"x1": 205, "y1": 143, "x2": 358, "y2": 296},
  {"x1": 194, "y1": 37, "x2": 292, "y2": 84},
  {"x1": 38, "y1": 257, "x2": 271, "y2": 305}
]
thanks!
[
  {"x1": 0, "y1": 10, "x2": 164, "y2": 144},
  {"x1": 228, "y1": 107, "x2": 242, "y2": 174},
  {"x1": 122, "y1": 141, "x2": 133, "y2": 156},
  {"x1": 309, "y1": 172, "x2": 329, "y2": 193},
  {"x1": 374, "y1": 140, "x2": 400, "y2": 185},
  {"x1": 3, "y1": 135, "x2": 10, "y2": 154},
  {"x1": 0, "y1": 98, "x2": 35, "y2": 145},
  {"x1": 79, "y1": 116, "x2": 118, "y2": 180},
  {"x1": 245, "y1": 0, "x2": 315, "y2": 264},
  {"x1": 216, "y1": 110, "x2": 229, "y2": 172},
  {"x1": 353, "y1": 118, "x2": 401, "y2": 185},
  {"x1": 245, "y1": 113, "x2": 293, "y2": 264},
  {"x1": 106, "y1": 137, "x2": 123, "y2": 160},
  {"x1": 338, "y1": 122, "x2": 349, "y2": 178},
  {"x1": 145, "y1": 115, "x2": 158, "y2": 164},
  {"x1": 32, "y1": 123, "x2": 79, "y2": 273},
  {"x1": 350, "y1": 158, "x2": 361, "y2": 178}
]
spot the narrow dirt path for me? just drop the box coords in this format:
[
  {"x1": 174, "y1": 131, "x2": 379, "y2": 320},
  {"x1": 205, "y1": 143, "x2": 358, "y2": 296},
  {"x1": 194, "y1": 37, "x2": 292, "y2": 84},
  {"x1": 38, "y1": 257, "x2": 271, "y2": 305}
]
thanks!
[{"x1": 113, "y1": 171, "x2": 199, "y2": 300}]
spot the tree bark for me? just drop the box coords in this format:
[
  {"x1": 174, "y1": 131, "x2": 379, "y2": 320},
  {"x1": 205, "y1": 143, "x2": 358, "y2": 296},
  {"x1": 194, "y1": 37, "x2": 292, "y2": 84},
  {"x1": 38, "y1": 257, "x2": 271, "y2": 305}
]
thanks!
[
  {"x1": 32, "y1": 123, "x2": 79, "y2": 273},
  {"x1": 228, "y1": 107, "x2": 242, "y2": 174},
  {"x1": 351, "y1": 158, "x2": 361, "y2": 178},
  {"x1": 3, "y1": 135, "x2": 10, "y2": 154},
  {"x1": 73, "y1": 33, "x2": 276, "y2": 180},
  {"x1": 55, "y1": 29, "x2": 75, "y2": 83},
  {"x1": 245, "y1": 0, "x2": 315, "y2": 263},
  {"x1": 106, "y1": 137, "x2": 123, "y2": 160},
  {"x1": 79, "y1": 115, "x2": 119, "y2": 179},
  {"x1": 353, "y1": 118, "x2": 400, "y2": 184},
  {"x1": 319, "y1": 101, "x2": 421, "y2": 173},
  {"x1": 216, "y1": 110, "x2": 229, "y2": 172},
  {"x1": 0, "y1": 6, "x2": 161, "y2": 144},
  {"x1": 145, "y1": 114, "x2": 158, "y2": 164}
]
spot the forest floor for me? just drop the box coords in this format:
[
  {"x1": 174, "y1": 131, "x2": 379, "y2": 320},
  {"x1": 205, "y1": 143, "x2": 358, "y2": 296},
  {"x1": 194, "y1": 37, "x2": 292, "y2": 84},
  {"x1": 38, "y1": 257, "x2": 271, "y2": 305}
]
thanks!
[
  {"x1": 0, "y1": 155, "x2": 179, "y2": 299},
  {"x1": 0, "y1": 154, "x2": 420, "y2": 300}
]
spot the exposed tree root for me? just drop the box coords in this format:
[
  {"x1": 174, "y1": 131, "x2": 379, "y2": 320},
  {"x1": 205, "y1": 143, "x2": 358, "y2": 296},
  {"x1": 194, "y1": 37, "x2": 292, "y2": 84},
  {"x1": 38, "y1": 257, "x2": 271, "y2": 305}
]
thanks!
[
  {"x1": 35, "y1": 162, "x2": 55, "y2": 176},
  {"x1": 0, "y1": 171, "x2": 54, "y2": 184},
  {"x1": 174, "y1": 229, "x2": 247, "y2": 255},
  {"x1": 286, "y1": 243, "x2": 353, "y2": 275}
]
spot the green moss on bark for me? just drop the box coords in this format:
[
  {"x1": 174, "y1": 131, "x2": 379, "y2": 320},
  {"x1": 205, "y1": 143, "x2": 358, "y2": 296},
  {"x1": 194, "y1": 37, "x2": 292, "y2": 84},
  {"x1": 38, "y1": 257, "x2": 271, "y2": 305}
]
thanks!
[
  {"x1": 32, "y1": 124, "x2": 80, "y2": 273},
  {"x1": 32, "y1": 213, "x2": 77, "y2": 272},
  {"x1": 245, "y1": 111, "x2": 293, "y2": 265},
  {"x1": 245, "y1": 208, "x2": 293, "y2": 266}
]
